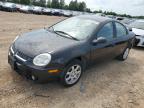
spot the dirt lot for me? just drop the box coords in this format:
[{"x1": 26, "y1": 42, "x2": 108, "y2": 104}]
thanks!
[{"x1": 0, "y1": 11, "x2": 144, "y2": 108}]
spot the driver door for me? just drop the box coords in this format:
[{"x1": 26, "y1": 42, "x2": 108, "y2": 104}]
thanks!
[{"x1": 91, "y1": 22, "x2": 117, "y2": 63}]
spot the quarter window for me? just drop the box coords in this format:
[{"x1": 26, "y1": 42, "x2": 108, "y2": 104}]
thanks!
[
  {"x1": 115, "y1": 22, "x2": 127, "y2": 37},
  {"x1": 97, "y1": 22, "x2": 113, "y2": 40}
]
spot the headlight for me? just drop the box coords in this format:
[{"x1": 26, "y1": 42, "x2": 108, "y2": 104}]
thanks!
[
  {"x1": 13, "y1": 36, "x2": 19, "y2": 43},
  {"x1": 33, "y1": 53, "x2": 51, "y2": 66}
]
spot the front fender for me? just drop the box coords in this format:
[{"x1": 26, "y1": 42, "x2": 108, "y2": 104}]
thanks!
[{"x1": 50, "y1": 42, "x2": 91, "y2": 68}]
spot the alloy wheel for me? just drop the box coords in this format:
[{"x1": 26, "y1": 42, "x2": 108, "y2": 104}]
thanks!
[{"x1": 65, "y1": 64, "x2": 82, "y2": 85}]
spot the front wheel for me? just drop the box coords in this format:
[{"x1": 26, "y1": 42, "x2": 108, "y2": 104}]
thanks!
[
  {"x1": 118, "y1": 47, "x2": 130, "y2": 61},
  {"x1": 61, "y1": 60, "x2": 83, "y2": 87}
]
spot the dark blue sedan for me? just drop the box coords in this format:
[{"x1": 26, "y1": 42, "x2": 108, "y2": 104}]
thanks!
[{"x1": 8, "y1": 15, "x2": 135, "y2": 86}]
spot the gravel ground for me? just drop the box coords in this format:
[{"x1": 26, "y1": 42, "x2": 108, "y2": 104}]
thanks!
[{"x1": 0, "y1": 11, "x2": 144, "y2": 108}]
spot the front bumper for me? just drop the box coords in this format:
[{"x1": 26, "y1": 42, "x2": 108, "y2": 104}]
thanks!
[
  {"x1": 8, "y1": 50, "x2": 63, "y2": 82},
  {"x1": 135, "y1": 36, "x2": 144, "y2": 47}
]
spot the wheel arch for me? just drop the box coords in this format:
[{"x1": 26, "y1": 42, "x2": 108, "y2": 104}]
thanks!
[{"x1": 65, "y1": 56, "x2": 87, "y2": 70}]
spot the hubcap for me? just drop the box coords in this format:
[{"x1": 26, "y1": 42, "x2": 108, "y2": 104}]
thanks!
[
  {"x1": 65, "y1": 64, "x2": 82, "y2": 85},
  {"x1": 123, "y1": 48, "x2": 129, "y2": 59}
]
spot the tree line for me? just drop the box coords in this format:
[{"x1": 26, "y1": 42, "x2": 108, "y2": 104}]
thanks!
[
  {"x1": 0, "y1": 0, "x2": 144, "y2": 19},
  {"x1": 1, "y1": 0, "x2": 88, "y2": 12}
]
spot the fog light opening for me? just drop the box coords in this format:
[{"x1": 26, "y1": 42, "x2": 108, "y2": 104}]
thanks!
[{"x1": 31, "y1": 75, "x2": 37, "y2": 81}]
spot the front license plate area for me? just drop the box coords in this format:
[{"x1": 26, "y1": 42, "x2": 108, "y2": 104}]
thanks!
[{"x1": 15, "y1": 62, "x2": 29, "y2": 76}]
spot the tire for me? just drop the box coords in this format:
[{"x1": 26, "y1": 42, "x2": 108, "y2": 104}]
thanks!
[
  {"x1": 133, "y1": 38, "x2": 139, "y2": 47},
  {"x1": 60, "y1": 60, "x2": 83, "y2": 87},
  {"x1": 117, "y1": 47, "x2": 130, "y2": 61}
]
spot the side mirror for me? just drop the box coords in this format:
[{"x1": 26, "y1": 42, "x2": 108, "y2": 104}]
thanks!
[{"x1": 92, "y1": 37, "x2": 107, "y2": 45}]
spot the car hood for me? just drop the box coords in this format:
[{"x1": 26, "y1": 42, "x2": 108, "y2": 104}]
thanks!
[
  {"x1": 14, "y1": 29, "x2": 78, "y2": 57},
  {"x1": 132, "y1": 28, "x2": 144, "y2": 36}
]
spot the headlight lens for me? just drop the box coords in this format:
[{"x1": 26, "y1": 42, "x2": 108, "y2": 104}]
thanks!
[{"x1": 33, "y1": 53, "x2": 51, "y2": 66}]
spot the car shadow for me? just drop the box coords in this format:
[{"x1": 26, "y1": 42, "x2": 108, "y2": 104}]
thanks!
[
  {"x1": 133, "y1": 46, "x2": 143, "y2": 51},
  {"x1": 8, "y1": 55, "x2": 140, "y2": 102}
]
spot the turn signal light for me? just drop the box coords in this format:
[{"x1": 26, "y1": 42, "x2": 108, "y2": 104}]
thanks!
[{"x1": 48, "y1": 69, "x2": 60, "y2": 73}]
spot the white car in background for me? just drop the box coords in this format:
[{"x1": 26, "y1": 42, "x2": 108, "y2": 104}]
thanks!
[
  {"x1": 0, "y1": 1, "x2": 3, "y2": 10},
  {"x1": 32, "y1": 6, "x2": 43, "y2": 14},
  {"x1": 95, "y1": 13, "x2": 105, "y2": 17},
  {"x1": 72, "y1": 11, "x2": 80, "y2": 16},
  {"x1": 19, "y1": 5, "x2": 30, "y2": 13},
  {"x1": 42, "y1": 8, "x2": 52, "y2": 15},
  {"x1": 121, "y1": 18, "x2": 135, "y2": 25},
  {"x1": 129, "y1": 20, "x2": 144, "y2": 47},
  {"x1": 15, "y1": 4, "x2": 22, "y2": 11},
  {"x1": 62, "y1": 10, "x2": 72, "y2": 17},
  {"x1": 51, "y1": 9, "x2": 61, "y2": 16},
  {"x1": 1, "y1": 2, "x2": 17, "y2": 12}
]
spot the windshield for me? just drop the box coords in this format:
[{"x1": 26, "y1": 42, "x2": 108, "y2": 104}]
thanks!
[
  {"x1": 129, "y1": 21, "x2": 144, "y2": 30},
  {"x1": 51, "y1": 17, "x2": 99, "y2": 40}
]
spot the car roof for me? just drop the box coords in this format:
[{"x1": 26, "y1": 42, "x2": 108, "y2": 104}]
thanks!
[{"x1": 76, "y1": 15, "x2": 112, "y2": 23}]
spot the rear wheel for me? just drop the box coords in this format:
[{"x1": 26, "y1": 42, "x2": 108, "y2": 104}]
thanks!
[
  {"x1": 118, "y1": 47, "x2": 130, "y2": 61},
  {"x1": 61, "y1": 60, "x2": 83, "y2": 87}
]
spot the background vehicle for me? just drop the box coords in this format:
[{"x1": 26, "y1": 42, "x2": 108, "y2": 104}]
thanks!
[
  {"x1": 121, "y1": 18, "x2": 135, "y2": 25},
  {"x1": 28, "y1": 5, "x2": 34, "y2": 13},
  {"x1": 1, "y1": 2, "x2": 17, "y2": 12},
  {"x1": 42, "y1": 8, "x2": 52, "y2": 15},
  {"x1": 15, "y1": 4, "x2": 22, "y2": 11},
  {"x1": 116, "y1": 17, "x2": 124, "y2": 21},
  {"x1": 72, "y1": 11, "x2": 80, "y2": 16},
  {"x1": 62, "y1": 10, "x2": 73, "y2": 17},
  {"x1": 19, "y1": 5, "x2": 30, "y2": 13},
  {"x1": 51, "y1": 9, "x2": 61, "y2": 16},
  {"x1": 129, "y1": 20, "x2": 144, "y2": 47},
  {"x1": 0, "y1": 1, "x2": 3, "y2": 10},
  {"x1": 106, "y1": 15, "x2": 116, "y2": 19},
  {"x1": 95, "y1": 13, "x2": 106, "y2": 17},
  {"x1": 32, "y1": 6, "x2": 43, "y2": 15}
]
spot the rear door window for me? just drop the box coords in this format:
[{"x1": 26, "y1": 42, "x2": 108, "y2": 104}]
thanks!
[{"x1": 115, "y1": 22, "x2": 127, "y2": 37}]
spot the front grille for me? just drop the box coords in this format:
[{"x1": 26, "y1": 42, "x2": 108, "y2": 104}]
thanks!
[
  {"x1": 10, "y1": 45, "x2": 32, "y2": 62},
  {"x1": 12, "y1": 45, "x2": 16, "y2": 53},
  {"x1": 16, "y1": 51, "x2": 32, "y2": 61},
  {"x1": 10, "y1": 49, "x2": 14, "y2": 56},
  {"x1": 10, "y1": 45, "x2": 15, "y2": 56}
]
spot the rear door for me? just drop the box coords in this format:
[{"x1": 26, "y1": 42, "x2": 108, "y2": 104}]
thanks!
[{"x1": 114, "y1": 22, "x2": 129, "y2": 55}]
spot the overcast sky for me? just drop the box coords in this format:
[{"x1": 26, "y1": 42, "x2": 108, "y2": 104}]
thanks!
[{"x1": 65, "y1": 0, "x2": 144, "y2": 16}]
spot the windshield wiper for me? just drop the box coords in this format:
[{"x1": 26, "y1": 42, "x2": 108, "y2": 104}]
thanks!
[{"x1": 54, "y1": 30, "x2": 79, "y2": 41}]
